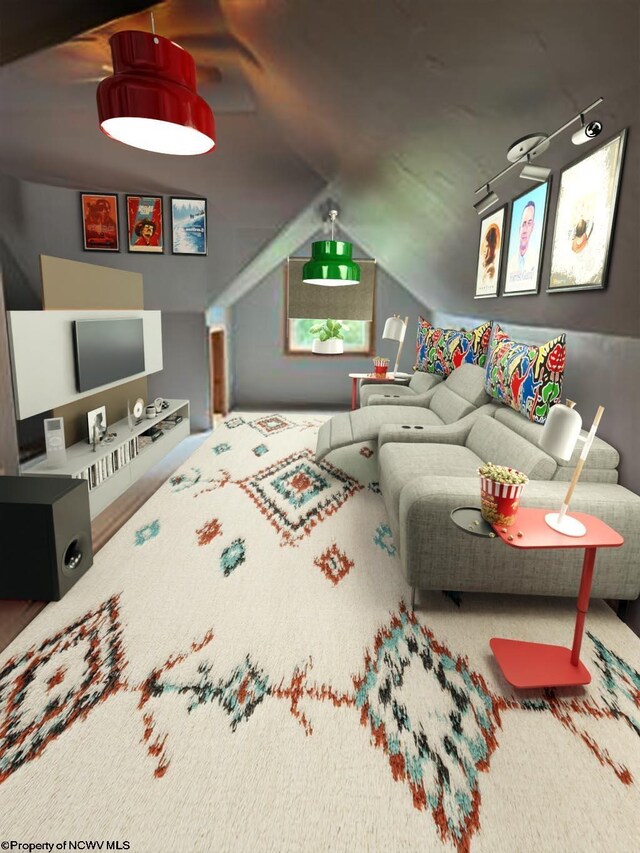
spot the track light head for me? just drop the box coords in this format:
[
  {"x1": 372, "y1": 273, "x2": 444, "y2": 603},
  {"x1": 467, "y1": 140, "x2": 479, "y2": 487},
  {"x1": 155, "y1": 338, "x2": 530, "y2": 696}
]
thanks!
[
  {"x1": 520, "y1": 163, "x2": 551, "y2": 183},
  {"x1": 572, "y1": 119, "x2": 603, "y2": 145},
  {"x1": 473, "y1": 189, "x2": 499, "y2": 215}
]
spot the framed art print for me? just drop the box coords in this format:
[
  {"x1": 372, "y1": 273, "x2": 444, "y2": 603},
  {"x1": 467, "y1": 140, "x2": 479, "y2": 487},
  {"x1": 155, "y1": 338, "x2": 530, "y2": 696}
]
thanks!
[
  {"x1": 474, "y1": 205, "x2": 506, "y2": 298},
  {"x1": 502, "y1": 181, "x2": 550, "y2": 296},
  {"x1": 80, "y1": 193, "x2": 119, "y2": 251},
  {"x1": 87, "y1": 405, "x2": 107, "y2": 445},
  {"x1": 171, "y1": 197, "x2": 207, "y2": 255},
  {"x1": 548, "y1": 129, "x2": 627, "y2": 293},
  {"x1": 126, "y1": 195, "x2": 163, "y2": 253}
]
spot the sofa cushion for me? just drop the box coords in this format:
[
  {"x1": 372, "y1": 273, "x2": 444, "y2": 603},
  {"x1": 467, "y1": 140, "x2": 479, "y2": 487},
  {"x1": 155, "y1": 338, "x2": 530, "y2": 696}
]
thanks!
[
  {"x1": 465, "y1": 416, "x2": 557, "y2": 479},
  {"x1": 409, "y1": 371, "x2": 443, "y2": 393},
  {"x1": 379, "y1": 442, "x2": 483, "y2": 532},
  {"x1": 443, "y1": 364, "x2": 491, "y2": 407},
  {"x1": 484, "y1": 323, "x2": 566, "y2": 424},
  {"x1": 414, "y1": 317, "x2": 492, "y2": 376},
  {"x1": 493, "y1": 407, "x2": 620, "y2": 470},
  {"x1": 429, "y1": 386, "x2": 476, "y2": 424}
]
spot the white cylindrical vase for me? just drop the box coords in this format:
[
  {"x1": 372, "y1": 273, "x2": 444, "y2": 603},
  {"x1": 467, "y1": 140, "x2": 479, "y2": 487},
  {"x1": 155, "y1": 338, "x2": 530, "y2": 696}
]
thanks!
[{"x1": 312, "y1": 338, "x2": 343, "y2": 355}]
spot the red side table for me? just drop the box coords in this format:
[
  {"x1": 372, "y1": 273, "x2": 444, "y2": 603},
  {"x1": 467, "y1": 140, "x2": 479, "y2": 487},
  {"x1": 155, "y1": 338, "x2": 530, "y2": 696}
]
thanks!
[{"x1": 490, "y1": 507, "x2": 623, "y2": 689}]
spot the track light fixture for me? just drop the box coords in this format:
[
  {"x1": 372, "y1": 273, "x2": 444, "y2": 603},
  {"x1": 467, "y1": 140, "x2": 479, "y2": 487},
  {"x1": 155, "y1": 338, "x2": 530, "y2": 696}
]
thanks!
[
  {"x1": 473, "y1": 97, "x2": 603, "y2": 211},
  {"x1": 520, "y1": 158, "x2": 552, "y2": 183},
  {"x1": 473, "y1": 185, "x2": 499, "y2": 215}
]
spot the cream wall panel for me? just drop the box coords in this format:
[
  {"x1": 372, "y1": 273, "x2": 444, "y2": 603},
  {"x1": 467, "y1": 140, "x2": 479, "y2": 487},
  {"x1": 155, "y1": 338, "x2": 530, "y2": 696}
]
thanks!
[{"x1": 8, "y1": 310, "x2": 162, "y2": 419}]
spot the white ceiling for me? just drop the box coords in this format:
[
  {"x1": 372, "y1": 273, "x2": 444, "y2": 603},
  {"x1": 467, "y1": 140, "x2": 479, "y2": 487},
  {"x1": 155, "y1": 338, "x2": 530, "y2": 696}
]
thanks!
[{"x1": 0, "y1": 0, "x2": 638, "y2": 314}]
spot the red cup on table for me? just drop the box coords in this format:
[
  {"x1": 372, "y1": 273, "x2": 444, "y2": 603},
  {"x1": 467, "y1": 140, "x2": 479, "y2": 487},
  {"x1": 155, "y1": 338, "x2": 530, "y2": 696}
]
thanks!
[{"x1": 373, "y1": 357, "x2": 389, "y2": 378}]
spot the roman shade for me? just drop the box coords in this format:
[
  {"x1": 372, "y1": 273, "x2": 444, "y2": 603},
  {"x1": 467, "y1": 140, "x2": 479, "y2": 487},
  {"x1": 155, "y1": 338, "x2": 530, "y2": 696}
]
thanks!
[{"x1": 286, "y1": 257, "x2": 375, "y2": 320}]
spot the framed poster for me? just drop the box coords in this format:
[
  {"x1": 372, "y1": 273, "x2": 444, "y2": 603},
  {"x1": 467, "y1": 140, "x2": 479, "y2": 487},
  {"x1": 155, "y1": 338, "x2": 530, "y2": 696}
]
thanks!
[
  {"x1": 548, "y1": 130, "x2": 627, "y2": 293},
  {"x1": 503, "y1": 181, "x2": 550, "y2": 296},
  {"x1": 80, "y1": 193, "x2": 119, "y2": 252},
  {"x1": 86, "y1": 405, "x2": 107, "y2": 445},
  {"x1": 126, "y1": 195, "x2": 163, "y2": 253},
  {"x1": 171, "y1": 197, "x2": 207, "y2": 255},
  {"x1": 474, "y1": 205, "x2": 506, "y2": 298}
]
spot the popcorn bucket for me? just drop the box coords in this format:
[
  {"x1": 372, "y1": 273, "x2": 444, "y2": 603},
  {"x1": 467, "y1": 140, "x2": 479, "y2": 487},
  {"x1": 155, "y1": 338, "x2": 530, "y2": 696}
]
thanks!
[
  {"x1": 373, "y1": 356, "x2": 390, "y2": 378},
  {"x1": 479, "y1": 469, "x2": 528, "y2": 527}
]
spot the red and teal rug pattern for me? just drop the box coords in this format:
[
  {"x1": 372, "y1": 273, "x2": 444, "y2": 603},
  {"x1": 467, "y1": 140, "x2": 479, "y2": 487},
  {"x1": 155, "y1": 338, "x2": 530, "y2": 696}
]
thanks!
[{"x1": 1, "y1": 413, "x2": 639, "y2": 851}]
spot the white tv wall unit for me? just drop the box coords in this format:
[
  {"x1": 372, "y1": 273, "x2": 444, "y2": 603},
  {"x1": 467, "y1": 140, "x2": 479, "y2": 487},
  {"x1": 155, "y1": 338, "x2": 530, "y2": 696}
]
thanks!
[
  {"x1": 7, "y1": 309, "x2": 162, "y2": 419},
  {"x1": 22, "y1": 400, "x2": 190, "y2": 518}
]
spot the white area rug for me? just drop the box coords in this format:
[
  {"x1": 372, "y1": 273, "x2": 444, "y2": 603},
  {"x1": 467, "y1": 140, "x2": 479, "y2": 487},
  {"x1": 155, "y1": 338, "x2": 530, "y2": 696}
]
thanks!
[{"x1": 1, "y1": 413, "x2": 639, "y2": 852}]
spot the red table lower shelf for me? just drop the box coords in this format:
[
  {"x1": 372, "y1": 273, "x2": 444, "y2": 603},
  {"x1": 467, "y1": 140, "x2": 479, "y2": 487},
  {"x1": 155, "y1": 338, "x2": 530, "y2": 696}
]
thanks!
[{"x1": 489, "y1": 508, "x2": 623, "y2": 689}]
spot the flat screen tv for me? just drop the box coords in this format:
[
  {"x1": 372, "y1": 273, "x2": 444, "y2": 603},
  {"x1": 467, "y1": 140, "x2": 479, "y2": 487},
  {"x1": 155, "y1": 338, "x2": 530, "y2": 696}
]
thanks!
[{"x1": 73, "y1": 318, "x2": 145, "y2": 392}]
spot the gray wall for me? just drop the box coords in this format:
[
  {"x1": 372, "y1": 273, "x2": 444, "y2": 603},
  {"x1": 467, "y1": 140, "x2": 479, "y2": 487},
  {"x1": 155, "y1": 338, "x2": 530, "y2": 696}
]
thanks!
[
  {"x1": 231, "y1": 239, "x2": 429, "y2": 407},
  {"x1": 0, "y1": 172, "x2": 231, "y2": 444},
  {"x1": 147, "y1": 312, "x2": 210, "y2": 431}
]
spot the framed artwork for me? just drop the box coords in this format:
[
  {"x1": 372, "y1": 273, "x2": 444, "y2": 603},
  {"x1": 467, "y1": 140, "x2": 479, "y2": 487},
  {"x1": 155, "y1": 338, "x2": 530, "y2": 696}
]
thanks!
[
  {"x1": 80, "y1": 193, "x2": 119, "y2": 251},
  {"x1": 86, "y1": 405, "x2": 107, "y2": 445},
  {"x1": 126, "y1": 195, "x2": 163, "y2": 253},
  {"x1": 474, "y1": 205, "x2": 507, "y2": 298},
  {"x1": 548, "y1": 129, "x2": 627, "y2": 293},
  {"x1": 171, "y1": 197, "x2": 207, "y2": 255},
  {"x1": 503, "y1": 181, "x2": 550, "y2": 296}
]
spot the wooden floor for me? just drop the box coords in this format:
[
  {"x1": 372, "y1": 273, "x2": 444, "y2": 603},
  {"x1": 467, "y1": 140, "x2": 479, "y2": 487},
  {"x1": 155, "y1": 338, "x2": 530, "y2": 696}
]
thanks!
[{"x1": 0, "y1": 431, "x2": 209, "y2": 654}]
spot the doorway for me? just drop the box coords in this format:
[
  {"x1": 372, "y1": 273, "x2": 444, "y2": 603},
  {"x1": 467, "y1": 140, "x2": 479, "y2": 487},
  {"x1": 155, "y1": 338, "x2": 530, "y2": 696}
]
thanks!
[{"x1": 209, "y1": 328, "x2": 228, "y2": 420}]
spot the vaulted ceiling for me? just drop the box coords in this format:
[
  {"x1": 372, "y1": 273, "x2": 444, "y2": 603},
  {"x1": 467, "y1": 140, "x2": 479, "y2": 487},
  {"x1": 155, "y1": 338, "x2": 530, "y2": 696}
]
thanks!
[{"x1": 0, "y1": 0, "x2": 638, "y2": 319}]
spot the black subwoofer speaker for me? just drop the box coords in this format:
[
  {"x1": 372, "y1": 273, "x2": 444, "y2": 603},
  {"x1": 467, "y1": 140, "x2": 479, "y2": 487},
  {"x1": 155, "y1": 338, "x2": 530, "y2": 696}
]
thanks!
[{"x1": 0, "y1": 476, "x2": 93, "y2": 601}]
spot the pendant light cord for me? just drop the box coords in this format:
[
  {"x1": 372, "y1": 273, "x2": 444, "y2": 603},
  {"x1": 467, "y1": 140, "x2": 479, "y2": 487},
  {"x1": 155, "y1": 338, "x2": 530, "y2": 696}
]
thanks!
[{"x1": 329, "y1": 209, "x2": 338, "y2": 240}]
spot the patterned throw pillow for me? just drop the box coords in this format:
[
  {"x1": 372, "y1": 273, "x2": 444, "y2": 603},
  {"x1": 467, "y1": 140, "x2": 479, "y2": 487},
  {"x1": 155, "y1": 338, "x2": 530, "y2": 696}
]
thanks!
[
  {"x1": 484, "y1": 323, "x2": 566, "y2": 424},
  {"x1": 414, "y1": 317, "x2": 492, "y2": 376}
]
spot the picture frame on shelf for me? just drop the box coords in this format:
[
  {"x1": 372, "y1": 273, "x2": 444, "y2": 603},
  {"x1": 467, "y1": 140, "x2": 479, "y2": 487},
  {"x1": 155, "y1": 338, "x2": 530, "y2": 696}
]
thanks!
[
  {"x1": 171, "y1": 197, "x2": 207, "y2": 255},
  {"x1": 87, "y1": 405, "x2": 107, "y2": 446},
  {"x1": 502, "y1": 181, "x2": 551, "y2": 297},
  {"x1": 548, "y1": 129, "x2": 627, "y2": 293},
  {"x1": 474, "y1": 204, "x2": 507, "y2": 299},
  {"x1": 80, "y1": 193, "x2": 119, "y2": 252},
  {"x1": 126, "y1": 195, "x2": 164, "y2": 253}
]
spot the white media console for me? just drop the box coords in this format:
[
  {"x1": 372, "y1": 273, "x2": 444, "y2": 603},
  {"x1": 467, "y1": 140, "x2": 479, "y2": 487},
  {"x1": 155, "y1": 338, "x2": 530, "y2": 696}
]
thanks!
[{"x1": 22, "y1": 400, "x2": 190, "y2": 518}]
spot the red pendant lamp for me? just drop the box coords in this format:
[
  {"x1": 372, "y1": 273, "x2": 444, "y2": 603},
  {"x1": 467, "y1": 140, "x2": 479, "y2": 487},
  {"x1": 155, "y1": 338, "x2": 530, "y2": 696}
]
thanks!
[{"x1": 97, "y1": 28, "x2": 215, "y2": 156}]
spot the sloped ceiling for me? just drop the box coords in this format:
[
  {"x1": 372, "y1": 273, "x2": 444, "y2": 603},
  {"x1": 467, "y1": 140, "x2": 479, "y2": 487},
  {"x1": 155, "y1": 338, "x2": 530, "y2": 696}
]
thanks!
[{"x1": 0, "y1": 0, "x2": 638, "y2": 327}]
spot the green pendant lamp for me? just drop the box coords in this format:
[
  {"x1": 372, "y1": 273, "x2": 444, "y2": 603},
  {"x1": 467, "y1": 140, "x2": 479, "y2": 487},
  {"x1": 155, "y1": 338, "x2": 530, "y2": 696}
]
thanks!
[{"x1": 303, "y1": 209, "x2": 360, "y2": 286}]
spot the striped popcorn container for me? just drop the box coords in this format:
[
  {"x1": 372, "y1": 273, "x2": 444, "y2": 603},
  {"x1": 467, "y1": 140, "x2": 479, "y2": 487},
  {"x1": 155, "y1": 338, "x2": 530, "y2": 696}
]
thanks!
[
  {"x1": 479, "y1": 468, "x2": 528, "y2": 527},
  {"x1": 373, "y1": 356, "x2": 390, "y2": 378}
]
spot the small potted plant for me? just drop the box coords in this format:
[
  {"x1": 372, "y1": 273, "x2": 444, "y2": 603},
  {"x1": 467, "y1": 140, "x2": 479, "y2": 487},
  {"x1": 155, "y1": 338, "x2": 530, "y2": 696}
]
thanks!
[
  {"x1": 478, "y1": 462, "x2": 528, "y2": 527},
  {"x1": 309, "y1": 319, "x2": 348, "y2": 355}
]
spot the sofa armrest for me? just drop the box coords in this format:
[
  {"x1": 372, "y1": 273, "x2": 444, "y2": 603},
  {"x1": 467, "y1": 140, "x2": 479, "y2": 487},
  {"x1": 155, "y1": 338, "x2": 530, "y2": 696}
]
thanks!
[
  {"x1": 379, "y1": 421, "x2": 473, "y2": 447},
  {"x1": 378, "y1": 406, "x2": 498, "y2": 448},
  {"x1": 369, "y1": 386, "x2": 439, "y2": 407},
  {"x1": 397, "y1": 478, "x2": 640, "y2": 597}
]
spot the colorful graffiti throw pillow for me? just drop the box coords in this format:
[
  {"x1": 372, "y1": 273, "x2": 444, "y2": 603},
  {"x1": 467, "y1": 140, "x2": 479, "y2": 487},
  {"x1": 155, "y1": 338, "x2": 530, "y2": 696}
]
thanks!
[
  {"x1": 414, "y1": 317, "x2": 492, "y2": 376},
  {"x1": 484, "y1": 323, "x2": 566, "y2": 423}
]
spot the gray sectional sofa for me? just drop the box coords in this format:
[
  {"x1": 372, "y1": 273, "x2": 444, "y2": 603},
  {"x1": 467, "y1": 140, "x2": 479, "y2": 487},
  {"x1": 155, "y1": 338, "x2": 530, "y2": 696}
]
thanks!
[
  {"x1": 317, "y1": 364, "x2": 640, "y2": 604},
  {"x1": 316, "y1": 365, "x2": 495, "y2": 461}
]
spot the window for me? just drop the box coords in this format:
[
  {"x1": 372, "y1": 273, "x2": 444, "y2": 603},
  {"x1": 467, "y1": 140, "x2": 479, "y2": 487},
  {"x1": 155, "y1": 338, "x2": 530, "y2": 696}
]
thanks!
[{"x1": 286, "y1": 318, "x2": 374, "y2": 354}]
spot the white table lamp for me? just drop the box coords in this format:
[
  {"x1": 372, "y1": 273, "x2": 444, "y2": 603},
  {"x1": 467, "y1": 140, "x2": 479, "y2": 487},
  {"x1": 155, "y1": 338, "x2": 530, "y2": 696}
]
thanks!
[
  {"x1": 382, "y1": 315, "x2": 409, "y2": 375},
  {"x1": 539, "y1": 400, "x2": 605, "y2": 537}
]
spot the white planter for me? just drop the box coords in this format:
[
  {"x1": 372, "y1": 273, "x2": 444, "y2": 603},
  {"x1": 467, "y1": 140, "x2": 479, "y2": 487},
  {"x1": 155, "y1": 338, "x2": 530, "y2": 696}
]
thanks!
[{"x1": 312, "y1": 338, "x2": 343, "y2": 355}]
